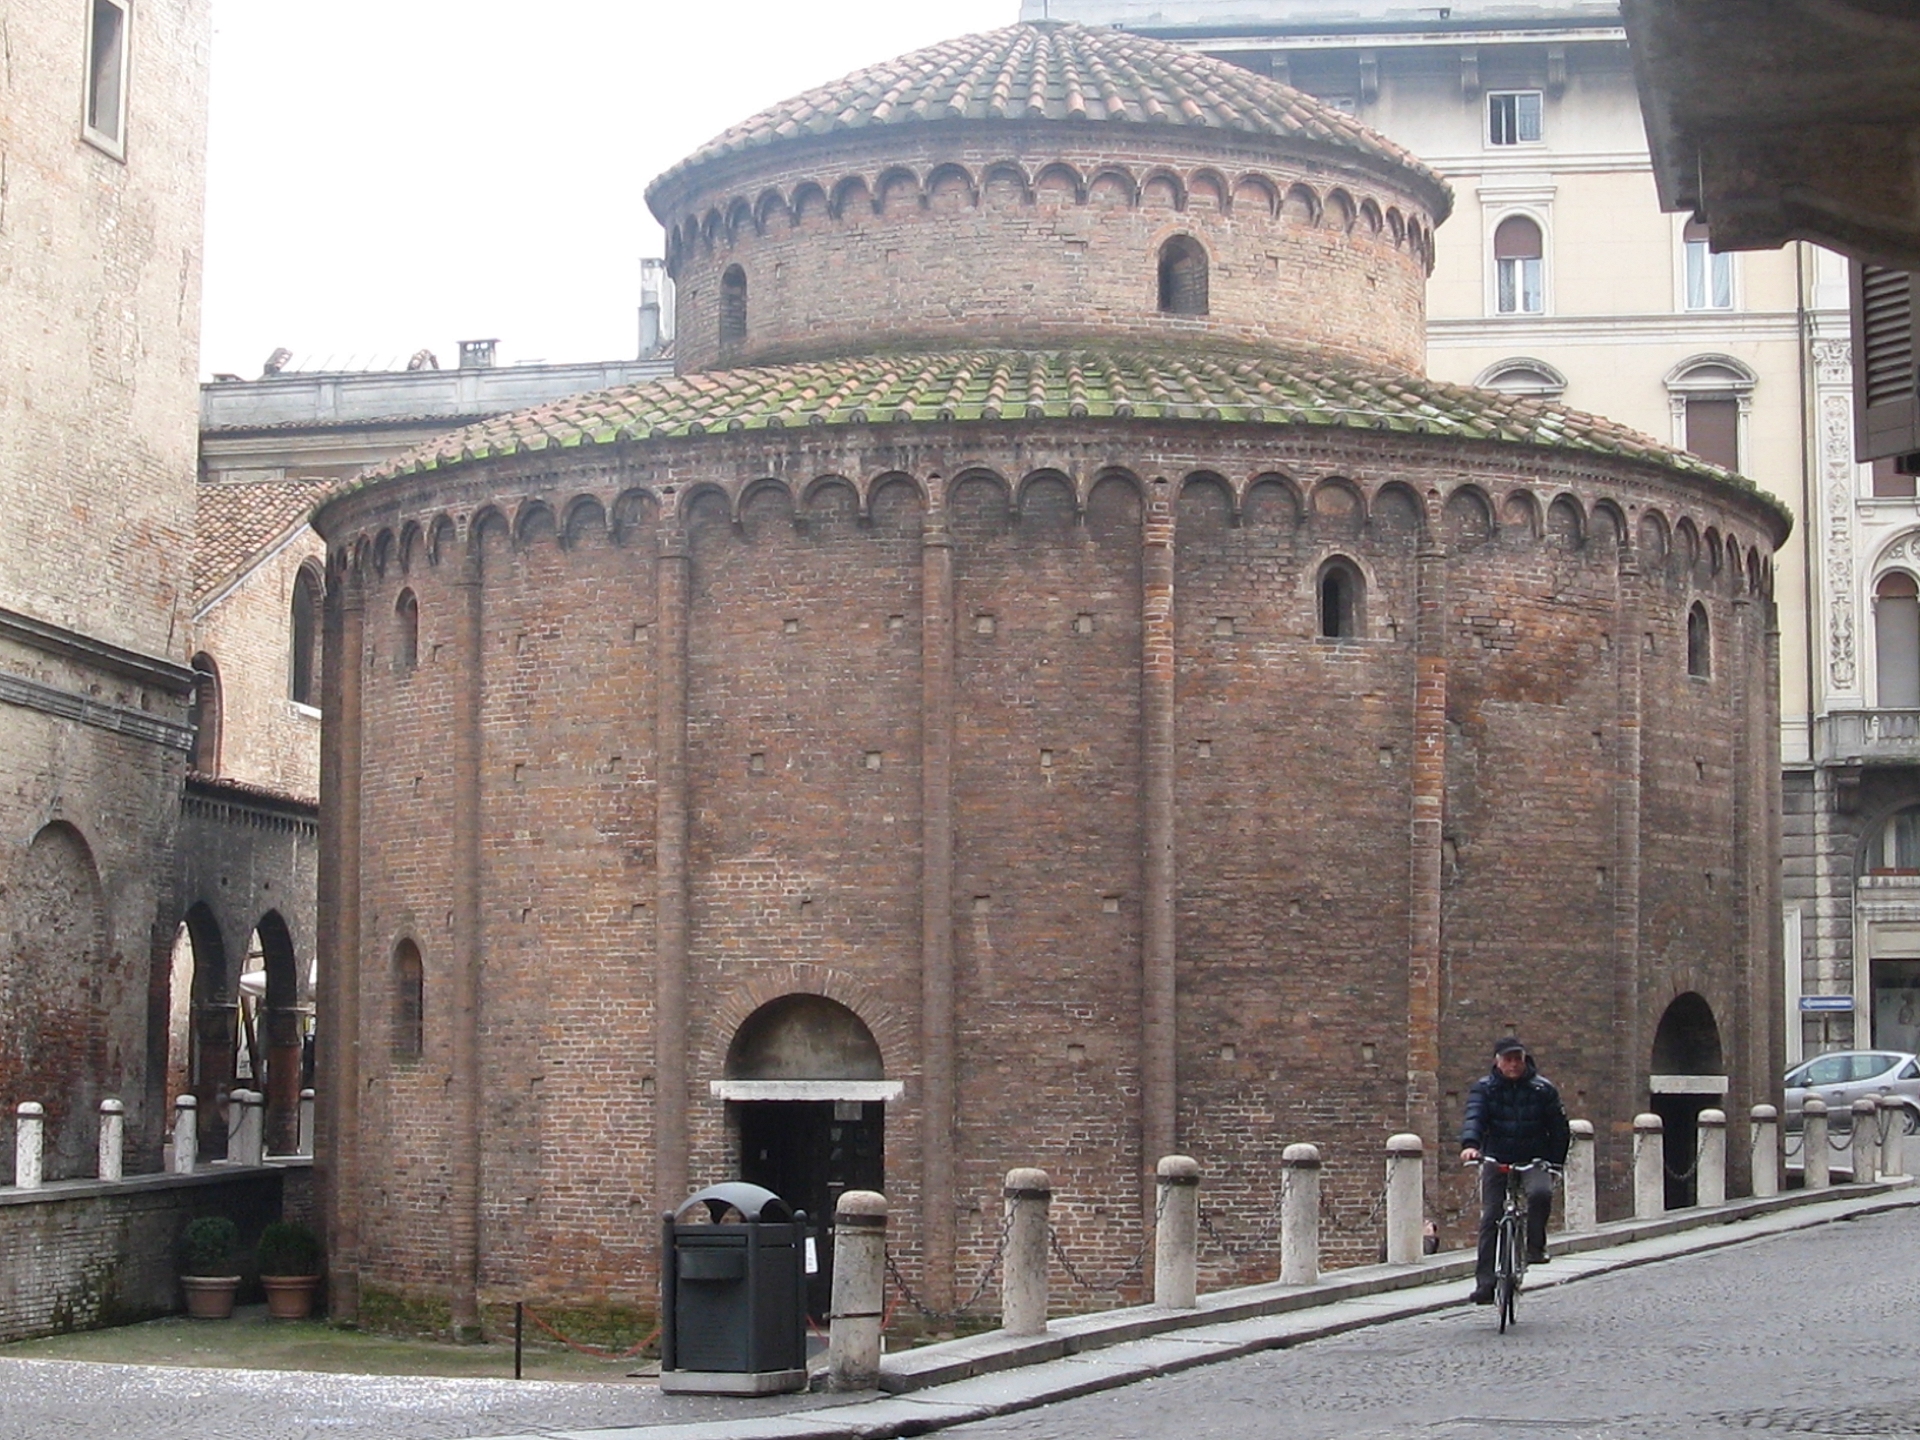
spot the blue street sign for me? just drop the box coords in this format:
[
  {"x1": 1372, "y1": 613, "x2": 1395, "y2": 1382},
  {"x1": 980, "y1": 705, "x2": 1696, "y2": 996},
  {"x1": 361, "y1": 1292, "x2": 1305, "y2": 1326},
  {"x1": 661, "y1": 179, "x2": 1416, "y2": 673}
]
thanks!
[{"x1": 1799, "y1": 995, "x2": 1855, "y2": 1012}]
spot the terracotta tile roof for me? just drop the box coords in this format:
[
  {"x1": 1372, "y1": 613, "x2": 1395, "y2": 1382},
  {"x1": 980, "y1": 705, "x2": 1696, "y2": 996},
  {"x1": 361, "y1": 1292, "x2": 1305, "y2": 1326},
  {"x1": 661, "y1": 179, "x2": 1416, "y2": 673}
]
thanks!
[
  {"x1": 341, "y1": 347, "x2": 1786, "y2": 526},
  {"x1": 194, "y1": 478, "x2": 337, "y2": 601},
  {"x1": 647, "y1": 22, "x2": 1445, "y2": 213}
]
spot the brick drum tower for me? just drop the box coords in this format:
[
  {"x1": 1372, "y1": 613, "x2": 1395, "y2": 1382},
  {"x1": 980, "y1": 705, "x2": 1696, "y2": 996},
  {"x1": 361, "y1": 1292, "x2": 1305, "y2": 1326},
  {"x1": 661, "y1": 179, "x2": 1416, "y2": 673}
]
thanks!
[{"x1": 314, "y1": 22, "x2": 1789, "y2": 1333}]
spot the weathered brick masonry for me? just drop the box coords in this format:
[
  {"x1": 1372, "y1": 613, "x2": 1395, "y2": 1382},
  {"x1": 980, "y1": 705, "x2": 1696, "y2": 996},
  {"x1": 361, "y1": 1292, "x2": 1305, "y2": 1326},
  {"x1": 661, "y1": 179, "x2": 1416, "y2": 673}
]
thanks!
[{"x1": 313, "y1": 22, "x2": 1789, "y2": 1330}]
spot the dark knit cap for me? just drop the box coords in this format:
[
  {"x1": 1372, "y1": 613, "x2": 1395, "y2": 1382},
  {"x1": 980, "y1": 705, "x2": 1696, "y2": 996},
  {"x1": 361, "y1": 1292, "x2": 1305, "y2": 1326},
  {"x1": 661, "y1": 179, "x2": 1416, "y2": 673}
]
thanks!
[{"x1": 1493, "y1": 1035, "x2": 1526, "y2": 1056}]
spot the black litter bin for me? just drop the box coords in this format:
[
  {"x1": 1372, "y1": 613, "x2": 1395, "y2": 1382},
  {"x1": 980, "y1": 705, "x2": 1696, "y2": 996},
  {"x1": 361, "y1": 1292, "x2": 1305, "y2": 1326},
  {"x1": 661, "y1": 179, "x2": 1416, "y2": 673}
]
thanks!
[{"x1": 659, "y1": 1182, "x2": 809, "y2": 1395}]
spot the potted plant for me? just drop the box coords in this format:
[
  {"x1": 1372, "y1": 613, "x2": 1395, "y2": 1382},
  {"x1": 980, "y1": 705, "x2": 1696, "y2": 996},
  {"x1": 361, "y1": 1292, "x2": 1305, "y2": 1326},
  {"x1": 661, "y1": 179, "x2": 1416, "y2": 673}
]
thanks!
[
  {"x1": 255, "y1": 1220, "x2": 324, "y2": 1319},
  {"x1": 179, "y1": 1216, "x2": 241, "y2": 1319}
]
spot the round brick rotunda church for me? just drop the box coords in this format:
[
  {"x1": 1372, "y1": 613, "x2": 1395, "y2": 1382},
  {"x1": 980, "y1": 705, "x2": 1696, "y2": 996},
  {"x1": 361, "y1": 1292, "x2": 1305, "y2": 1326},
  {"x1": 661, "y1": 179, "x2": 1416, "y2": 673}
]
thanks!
[{"x1": 313, "y1": 21, "x2": 1789, "y2": 1332}]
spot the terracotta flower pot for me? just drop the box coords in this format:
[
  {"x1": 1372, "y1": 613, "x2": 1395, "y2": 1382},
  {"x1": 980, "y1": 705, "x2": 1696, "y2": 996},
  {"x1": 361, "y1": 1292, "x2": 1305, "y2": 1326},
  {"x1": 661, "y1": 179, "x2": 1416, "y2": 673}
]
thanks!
[
  {"x1": 181, "y1": 1275, "x2": 240, "y2": 1319},
  {"x1": 261, "y1": 1273, "x2": 320, "y2": 1320}
]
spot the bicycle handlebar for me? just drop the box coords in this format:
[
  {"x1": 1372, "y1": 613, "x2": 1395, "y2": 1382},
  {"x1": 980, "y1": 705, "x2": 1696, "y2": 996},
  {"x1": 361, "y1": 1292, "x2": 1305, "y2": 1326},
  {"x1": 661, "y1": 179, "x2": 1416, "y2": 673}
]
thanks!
[{"x1": 1461, "y1": 1158, "x2": 1563, "y2": 1175}]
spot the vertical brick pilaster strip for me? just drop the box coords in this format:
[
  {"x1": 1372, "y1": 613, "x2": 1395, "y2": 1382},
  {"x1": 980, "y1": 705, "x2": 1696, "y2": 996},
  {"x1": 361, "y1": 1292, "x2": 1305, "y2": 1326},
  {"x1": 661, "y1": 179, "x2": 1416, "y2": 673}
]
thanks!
[
  {"x1": 655, "y1": 529, "x2": 692, "y2": 1218},
  {"x1": 318, "y1": 557, "x2": 364, "y2": 1323},
  {"x1": 1140, "y1": 478, "x2": 1177, "y2": 1190},
  {"x1": 1761, "y1": 602, "x2": 1787, "y2": 1130},
  {"x1": 1614, "y1": 551, "x2": 1645, "y2": 1183},
  {"x1": 1728, "y1": 593, "x2": 1754, "y2": 1194},
  {"x1": 1408, "y1": 538, "x2": 1447, "y2": 1204},
  {"x1": 449, "y1": 553, "x2": 484, "y2": 1337},
  {"x1": 920, "y1": 480, "x2": 956, "y2": 1314}
]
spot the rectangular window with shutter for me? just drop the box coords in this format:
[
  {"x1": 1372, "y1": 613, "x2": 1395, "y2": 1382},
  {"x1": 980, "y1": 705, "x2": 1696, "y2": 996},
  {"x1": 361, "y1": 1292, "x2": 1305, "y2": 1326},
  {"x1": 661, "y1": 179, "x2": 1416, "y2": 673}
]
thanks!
[
  {"x1": 1686, "y1": 397, "x2": 1740, "y2": 471},
  {"x1": 1853, "y1": 261, "x2": 1920, "y2": 462}
]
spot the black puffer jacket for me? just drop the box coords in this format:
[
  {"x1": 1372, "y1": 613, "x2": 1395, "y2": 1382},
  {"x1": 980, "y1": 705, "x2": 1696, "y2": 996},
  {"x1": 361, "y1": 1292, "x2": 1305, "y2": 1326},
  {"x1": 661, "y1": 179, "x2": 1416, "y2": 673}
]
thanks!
[{"x1": 1460, "y1": 1056, "x2": 1571, "y2": 1165}]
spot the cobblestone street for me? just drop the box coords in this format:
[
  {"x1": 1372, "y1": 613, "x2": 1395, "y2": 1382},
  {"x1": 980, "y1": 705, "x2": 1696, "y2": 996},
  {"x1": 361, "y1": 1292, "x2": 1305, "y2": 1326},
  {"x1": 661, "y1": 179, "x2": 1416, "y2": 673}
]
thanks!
[{"x1": 944, "y1": 1207, "x2": 1920, "y2": 1440}]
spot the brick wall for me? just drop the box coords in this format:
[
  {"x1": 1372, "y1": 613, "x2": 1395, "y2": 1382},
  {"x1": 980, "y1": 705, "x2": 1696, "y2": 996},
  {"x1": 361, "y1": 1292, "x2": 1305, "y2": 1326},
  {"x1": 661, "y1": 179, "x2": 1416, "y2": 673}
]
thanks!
[{"x1": 318, "y1": 420, "x2": 1783, "y2": 1316}]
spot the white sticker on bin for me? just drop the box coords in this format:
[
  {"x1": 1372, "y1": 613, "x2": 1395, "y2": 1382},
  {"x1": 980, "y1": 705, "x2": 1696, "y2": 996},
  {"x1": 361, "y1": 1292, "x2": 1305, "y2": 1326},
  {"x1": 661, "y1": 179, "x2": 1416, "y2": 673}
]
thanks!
[{"x1": 804, "y1": 1237, "x2": 819, "y2": 1275}]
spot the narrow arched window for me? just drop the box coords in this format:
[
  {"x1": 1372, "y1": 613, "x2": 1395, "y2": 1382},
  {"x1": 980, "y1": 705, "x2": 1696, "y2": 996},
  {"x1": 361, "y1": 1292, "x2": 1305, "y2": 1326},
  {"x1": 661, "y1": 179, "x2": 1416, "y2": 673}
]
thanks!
[
  {"x1": 1877, "y1": 572, "x2": 1920, "y2": 707},
  {"x1": 1158, "y1": 236, "x2": 1209, "y2": 316},
  {"x1": 394, "y1": 589, "x2": 419, "y2": 674},
  {"x1": 392, "y1": 940, "x2": 424, "y2": 1061},
  {"x1": 719, "y1": 265, "x2": 747, "y2": 353},
  {"x1": 1686, "y1": 602, "x2": 1711, "y2": 678},
  {"x1": 1493, "y1": 215, "x2": 1544, "y2": 314},
  {"x1": 188, "y1": 653, "x2": 222, "y2": 776},
  {"x1": 289, "y1": 565, "x2": 323, "y2": 707},
  {"x1": 1318, "y1": 559, "x2": 1364, "y2": 639}
]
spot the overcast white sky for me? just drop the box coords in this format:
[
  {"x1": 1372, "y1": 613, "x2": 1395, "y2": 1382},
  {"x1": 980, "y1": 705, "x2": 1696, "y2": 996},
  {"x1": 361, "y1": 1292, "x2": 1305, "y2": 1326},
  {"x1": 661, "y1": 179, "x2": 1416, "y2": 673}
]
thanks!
[{"x1": 201, "y1": 1, "x2": 1017, "y2": 377}]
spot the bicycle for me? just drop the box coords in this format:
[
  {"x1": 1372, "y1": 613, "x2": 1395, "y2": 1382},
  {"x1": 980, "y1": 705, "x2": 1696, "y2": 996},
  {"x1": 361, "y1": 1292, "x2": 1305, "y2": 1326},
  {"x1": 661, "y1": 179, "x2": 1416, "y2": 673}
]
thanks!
[{"x1": 1472, "y1": 1158, "x2": 1561, "y2": 1333}]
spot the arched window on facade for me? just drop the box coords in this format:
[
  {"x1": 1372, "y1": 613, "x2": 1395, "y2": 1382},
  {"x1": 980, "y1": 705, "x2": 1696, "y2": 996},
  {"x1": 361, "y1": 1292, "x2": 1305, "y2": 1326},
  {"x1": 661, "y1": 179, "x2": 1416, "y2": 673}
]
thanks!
[
  {"x1": 289, "y1": 564, "x2": 323, "y2": 708},
  {"x1": 1476, "y1": 357, "x2": 1567, "y2": 399},
  {"x1": 1158, "y1": 236, "x2": 1209, "y2": 316},
  {"x1": 1686, "y1": 603, "x2": 1711, "y2": 678},
  {"x1": 392, "y1": 940, "x2": 424, "y2": 1061},
  {"x1": 1868, "y1": 805, "x2": 1920, "y2": 875},
  {"x1": 1318, "y1": 558, "x2": 1364, "y2": 640},
  {"x1": 1877, "y1": 571, "x2": 1920, "y2": 708},
  {"x1": 1666, "y1": 356, "x2": 1756, "y2": 474},
  {"x1": 719, "y1": 265, "x2": 747, "y2": 353},
  {"x1": 1682, "y1": 217, "x2": 1733, "y2": 310},
  {"x1": 187, "y1": 653, "x2": 221, "y2": 776},
  {"x1": 394, "y1": 589, "x2": 419, "y2": 674},
  {"x1": 1493, "y1": 215, "x2": 1544, "y2": 315}
]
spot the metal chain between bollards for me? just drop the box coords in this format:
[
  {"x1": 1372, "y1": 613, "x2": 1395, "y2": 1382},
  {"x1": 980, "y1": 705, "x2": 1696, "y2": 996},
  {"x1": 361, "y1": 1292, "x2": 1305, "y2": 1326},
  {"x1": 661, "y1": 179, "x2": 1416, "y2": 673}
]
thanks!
[
  {"x1": 882, "y1": 1206, "x2": 1014, "y2": 1323},
  {"x1": 1781, "y1": 1130, "x2": 1803, "y2": 1160},
  {"x1": 1045, "y1": 1177, "x2": 1167, "y2": 1296},
  {"x1": 1830, "y1": 1127, "x2": 1855, "y2": 1153},
  {"x1": 1663, "y1": 1150, "x2": 1700, "y2": 1183},
  {"x1": 1318, "y1": 1174, "x2": 1389, "y2": 1235}
]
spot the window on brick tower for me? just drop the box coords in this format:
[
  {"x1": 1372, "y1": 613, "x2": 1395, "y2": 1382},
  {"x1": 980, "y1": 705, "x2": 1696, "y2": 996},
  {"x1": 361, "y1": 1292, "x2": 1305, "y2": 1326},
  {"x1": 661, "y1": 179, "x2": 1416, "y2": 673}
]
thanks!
[
  {"x1": 720, "y1": 265, "x2": 747, "y2": 352},
  {"x1": 290, "y1": 564, "x2": 323, "y2": 707},
  {"x1": 1493, "y1": 216, "x2": 1544, "y2": 314},
  {"x1": 1877, "y1": 571, "x2": 1920, "y2": 708},
  {"x1": 187, "y1": 653, "x2": 221, "y2": 776},
  {"x1": 1318, "y1": 558, "x2": 1364, "y2": 639},
  {"x1": 394, "y1": 589, "x2": 419, "y2": 673},
  {"x1": 1686, "y1": 603, "x2": 1711, "y2": 678},
  {"x1": 392, "y1": 940, "x2": 424, "y2": 1061},
  {"x1": 1158, "y1": 236, "x2": 1208, "y2": 316},
  {"x1": 84, "y1": 0, "x2": 130, "y2": 156}
]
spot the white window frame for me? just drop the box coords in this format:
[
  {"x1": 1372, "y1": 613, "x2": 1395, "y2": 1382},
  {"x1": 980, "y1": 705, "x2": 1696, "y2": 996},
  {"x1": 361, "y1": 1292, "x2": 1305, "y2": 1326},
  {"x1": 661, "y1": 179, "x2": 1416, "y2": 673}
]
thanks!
[
  {"x1": 1487, "y1": 90, "x2": 1544, "y2": 148},
  {"x1": 82, "y1": 0, "x2": 131, "y2": 159},
  {"x1": 1486, "y1": 207, "x2": 1550, "y2": 318},
  {"x1": 1475, "y1": 357, "x2": 1567, "y2": 399},
  {"x1": 1665, "y1": 354, "x2": 1758, "y2": 473},
  {"x1": 1676, "y1": 217, "x2": 1736, "y2": 312}
]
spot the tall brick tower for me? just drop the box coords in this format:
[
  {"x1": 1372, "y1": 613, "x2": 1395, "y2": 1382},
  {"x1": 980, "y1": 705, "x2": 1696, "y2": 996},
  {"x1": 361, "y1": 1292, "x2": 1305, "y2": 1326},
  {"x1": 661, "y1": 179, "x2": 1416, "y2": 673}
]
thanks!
[{"x1": 315, "y1": 21, "x2": 1788, "y2": 1334}]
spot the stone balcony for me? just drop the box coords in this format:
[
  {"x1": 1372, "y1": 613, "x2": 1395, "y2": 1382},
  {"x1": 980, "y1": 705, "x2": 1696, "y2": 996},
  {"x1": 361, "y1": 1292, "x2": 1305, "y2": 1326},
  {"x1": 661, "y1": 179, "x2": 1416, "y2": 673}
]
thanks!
[{"x1": 1813, "y1": 710, "x2": 1920, "y2": 767}]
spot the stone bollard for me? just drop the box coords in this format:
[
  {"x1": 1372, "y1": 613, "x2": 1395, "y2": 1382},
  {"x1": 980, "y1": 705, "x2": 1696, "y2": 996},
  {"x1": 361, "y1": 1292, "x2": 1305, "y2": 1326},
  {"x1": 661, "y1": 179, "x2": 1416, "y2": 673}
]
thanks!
[
  {"x1": 1879, "y1": 1096, "x2": 1907, "y2": 1181},
  {"x1": 1803, "y1": 1097, "x2": 1830, "y2": 1190},
  {"x1": 1696, "y1": 1109, "x2": 1727, "y2": 1207},
  {"x1": 827, "y1": 1190, "x2": 887, "y2": 1391},
  {"x1": 1001, "y1": 1168, "x2": 1051, "y2": 1337},
  {"x1": 227, "y1": 1090, "x2": 265, "y2": 1167},
  {"x1": 172, "y1": 1095, "x2": 198, "y2": 1174},
  {"x1": 1750, "y1": 1105, "x2": 1780, "y2": 1198},
  {"x1": 14, "y1": 1102, "x2": 44, "y2": 1190},
  {"x1": 97, "y1": 1098, "x2": 125, "y2": 1182},
  {"x1": 1279, "y1": 1143, "x2": 1320, "y2": 1285},
  {"x1": 1384, "y1": 1134, "x2": 1424, "y2": 1265},
  {"x1": 1563, "y1": 1119, "x2": 1597, "y2": 1232},
  {"x1": 1153, "y1": 1155, "x2": 1200, "y2": 1308},
  {"x1": 1851, "y1": 1098, "x2": 1879, "y2": 1184},
  {"x1": 1633, "y1": 1113, "x2": 1665, "y2": 1219},
  {"x1": 299, "y1": 1088, "x2": 316, "y2": 1157}
]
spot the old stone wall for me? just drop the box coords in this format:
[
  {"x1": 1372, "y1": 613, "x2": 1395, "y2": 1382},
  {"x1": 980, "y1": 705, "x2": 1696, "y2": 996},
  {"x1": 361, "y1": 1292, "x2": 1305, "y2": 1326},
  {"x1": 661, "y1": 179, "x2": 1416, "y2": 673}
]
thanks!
[
  {"x1": 318, "y1": 421, "x2": 1782, "y2": 1310},
  {"x1": 662, "y1": 130, "x2": 1436, "y2": 375}
]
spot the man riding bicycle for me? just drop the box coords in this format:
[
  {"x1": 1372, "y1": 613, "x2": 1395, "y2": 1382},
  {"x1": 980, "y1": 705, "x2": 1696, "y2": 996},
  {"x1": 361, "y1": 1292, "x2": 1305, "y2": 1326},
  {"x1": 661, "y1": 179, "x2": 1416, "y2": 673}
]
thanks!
[{"x1": 1459, "y1": 1035, "x2": 1570, "y2": 1305}]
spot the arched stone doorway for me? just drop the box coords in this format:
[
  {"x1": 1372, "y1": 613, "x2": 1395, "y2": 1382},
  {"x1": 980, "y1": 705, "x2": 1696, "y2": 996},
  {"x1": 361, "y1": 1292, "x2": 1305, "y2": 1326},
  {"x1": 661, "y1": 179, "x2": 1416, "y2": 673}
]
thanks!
[
  {"x1": 1649, "y1": 992, "x2": 1727, "y2": 1209},
  {"x1": 716, "y1": 995, "x2": 898, "y2": 1318}
]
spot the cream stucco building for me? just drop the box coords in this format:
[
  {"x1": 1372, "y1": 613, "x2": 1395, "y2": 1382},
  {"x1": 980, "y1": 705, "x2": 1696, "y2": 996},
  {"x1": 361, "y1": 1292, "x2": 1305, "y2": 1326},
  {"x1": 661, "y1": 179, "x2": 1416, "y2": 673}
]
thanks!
[{"x1": 1033, "y1": 0, "x2": 1917, "y2": 1069}]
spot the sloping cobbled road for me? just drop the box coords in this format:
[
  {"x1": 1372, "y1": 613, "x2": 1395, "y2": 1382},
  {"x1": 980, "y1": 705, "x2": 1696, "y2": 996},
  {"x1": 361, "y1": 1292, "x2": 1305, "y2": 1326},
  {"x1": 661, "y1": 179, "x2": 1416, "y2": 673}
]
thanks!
[{"x1": 949, "y1": 1207, "x2": 1920, "y2": 1440}]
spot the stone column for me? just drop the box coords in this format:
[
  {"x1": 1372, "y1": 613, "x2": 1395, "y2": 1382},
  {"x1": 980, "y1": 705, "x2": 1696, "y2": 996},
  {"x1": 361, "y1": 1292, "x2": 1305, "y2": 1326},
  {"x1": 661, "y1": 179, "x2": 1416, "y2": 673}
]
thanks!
[
  {"x1": 448, "y1": 550, "x2": 485, "y2": 1339},
  {"x1": 1803, "y1": 1097, "x2": 1830, "y2": 1189},
  {"x1": 299, "y1": 1088, "x2": 315, "y2": 1157},
  {"x1": 920, "y1": 487, "x2": 957, "y2": 1313},
  {"x1": 1140, "y1": 479, "x2": 1177, "y2": 1190},
  {"x1": 654, "y1": 530, "x2": 692, "y2": 1221},
  {"x1": 1750, "y1": 1104, "x2": 1780, "y2": 1198},
  {"x1": 1878, "y1": 1096, "x2": 1907, "y2": 1180},
  {"x1": 14, "y1": 1103, "x2": 43, "y2": 1190},
  {"x1": 1002, "y1": 1168, "x2": 1051, "y2": 1337},
  {"x1": 172, "y1": 1095, "x2": 198, "y2": 1173},
  {"x1": 1153, "y1": 1155, "x2": 1199, "y2": 1308},
  {"x1": 1407, "y1": 539, "x2": 1447, "y2": 1197},
  {"x1": 1696, "y1": 1108, "x2": 1727, "y2": 1207},
  {"x1": 97, "y1": 1098, "x2": 124, "y2": 1182},
  {"x1": 1280, "y1": 1143, "x2": 1320, "y2": 1285},
  {"x1": 1850, "y1": 1097, "x2": 1879, "y2": 1183},
  {"x1": 827, "y1": 1191, "x2": 887, "y2": 1391},
  {"x1": 1564, "y1": 1119, "x2": 1597, "y2": 1232},
  {"x1": 1633, "y1": 1113, "x2": 1664, "y2": 1219},
  {"x1": 1385, "y1": 1133, "x2": 1425, "y2": 1264}
]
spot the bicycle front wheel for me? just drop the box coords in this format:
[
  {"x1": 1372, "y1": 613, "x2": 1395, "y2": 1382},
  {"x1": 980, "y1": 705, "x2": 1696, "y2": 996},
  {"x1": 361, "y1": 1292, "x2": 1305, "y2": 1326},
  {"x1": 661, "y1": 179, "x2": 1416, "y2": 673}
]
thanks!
[{"x1": 1494, "y1": 1220, "x2": 1521, "y2": 1332}]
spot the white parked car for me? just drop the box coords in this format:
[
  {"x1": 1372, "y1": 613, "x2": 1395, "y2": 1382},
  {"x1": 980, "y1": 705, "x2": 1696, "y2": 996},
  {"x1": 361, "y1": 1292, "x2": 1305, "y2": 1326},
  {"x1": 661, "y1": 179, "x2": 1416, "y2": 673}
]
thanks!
[{"x1": 1783, "y1": 1050, "x2": 1920, "y2": 1134}]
